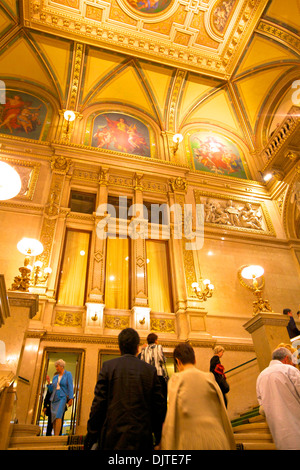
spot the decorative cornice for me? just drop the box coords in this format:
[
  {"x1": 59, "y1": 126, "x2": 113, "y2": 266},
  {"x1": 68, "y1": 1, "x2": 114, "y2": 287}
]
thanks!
[
  {"x1": 22, "y1": 0, "x2": 266, "y2": 79},
  {"x1": 257, "y1": 19, "x2": 300, "y2": 55},
  {"x1": 25, "y1": 329, "x2": 255, "y2": 351}
]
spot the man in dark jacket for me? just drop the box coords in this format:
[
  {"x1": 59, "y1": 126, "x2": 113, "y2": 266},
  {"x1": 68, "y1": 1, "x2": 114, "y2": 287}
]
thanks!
[{"x1": 84, "y1": 328, "x2": 165, "y2": 451}]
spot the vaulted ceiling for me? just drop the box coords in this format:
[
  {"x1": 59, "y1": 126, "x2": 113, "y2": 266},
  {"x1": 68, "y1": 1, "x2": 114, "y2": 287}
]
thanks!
[{"x1": 0, "y1": 0, "x2": 300, "y2": 182}]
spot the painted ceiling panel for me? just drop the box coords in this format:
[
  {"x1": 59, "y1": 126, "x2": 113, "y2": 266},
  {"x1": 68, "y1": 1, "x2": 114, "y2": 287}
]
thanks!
[
  {"x1": 182, "y1": 88, "x2": 244, "y2": 138},
  {"x1": 178, "y1": 74, "x2": 224, "y2": 127},
  {"x1": 234, "y1": 66, "x2": 292, "y2": 132},
  {"x1": 138, "y1": 61, "x2": 174, "y2": 121},
  {"x1": 0, "y1": 35, "x2": 58, "y2": 97},
  {"x1": 1, "y1": 0, "x2": 19, "y2": 19},
  {"x1": 263, "y1": 0, "x2": 300, "y2": 33},
  {"x1": 89, "y1": 65, "x2": 157, "y2": 119},
  {"x1": 80, "y1": 48, "x2": 126, "y2": 107},
  {"x1": 20, "y1": 0, "x2": 270, "y2": 79},
  {"x1": 0, "y1": 7, "x2": 14, "y2": 39},
  {"x1": 29, "y1": 32, "x2": 73, "y2": 105},
  {"x1": 235, "y1": 34, "x2": 300, "y2": 77}
]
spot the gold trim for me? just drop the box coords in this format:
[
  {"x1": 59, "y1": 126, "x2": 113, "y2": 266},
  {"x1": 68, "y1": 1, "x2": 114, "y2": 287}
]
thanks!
[
  {"x1": 0, "y1": 156, "x2": 40, "y2": 200},
  {"x1": 54, "y1": 310, "x2": 83, "y2": 327},
  {"x1": 150, "y1": 318, "x2": 176, "y2": 333}
]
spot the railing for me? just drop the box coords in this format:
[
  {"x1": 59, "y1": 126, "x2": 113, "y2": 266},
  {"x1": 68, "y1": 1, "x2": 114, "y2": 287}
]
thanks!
[
  {"x1": 261, "y1": 106, "x2": 300, "y2": 164},
  {"x1": 226, "y1": 357, "x2": 257, "y2": 375}
]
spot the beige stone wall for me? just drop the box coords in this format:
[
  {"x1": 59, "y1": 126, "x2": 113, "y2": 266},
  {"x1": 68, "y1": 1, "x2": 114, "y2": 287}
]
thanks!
[{"x1": 0, "y1": 144, "x2": 300, "y2": 432}]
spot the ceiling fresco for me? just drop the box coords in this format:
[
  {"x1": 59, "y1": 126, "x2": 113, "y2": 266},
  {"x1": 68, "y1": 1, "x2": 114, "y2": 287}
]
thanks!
[{"x1": 0, "y1": 0, "x2": 299, "y2": 181}]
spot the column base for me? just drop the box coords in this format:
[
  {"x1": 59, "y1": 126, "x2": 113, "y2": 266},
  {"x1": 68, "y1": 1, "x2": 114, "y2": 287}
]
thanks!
[{"x1": 243, "y1": 312, "x2": 290, "y2": 371}]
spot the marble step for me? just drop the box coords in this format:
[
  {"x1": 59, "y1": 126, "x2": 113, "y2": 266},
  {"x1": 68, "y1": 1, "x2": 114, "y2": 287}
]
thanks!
[
  {"x1": 233, "y1": 422, "x2": 270, "y2": 434},
  {"x1": 238, "y1": 442, "x2": 276, "y2": 450},
  {"x1": 234, "y1": 432, "x2": 273, "y2": 444},
  {"x1": 8, "y1": 435, "x2": 68, "y2": 450},
  {"x1": 11, "y1": 424, "x2": 41, "y2": 437}
]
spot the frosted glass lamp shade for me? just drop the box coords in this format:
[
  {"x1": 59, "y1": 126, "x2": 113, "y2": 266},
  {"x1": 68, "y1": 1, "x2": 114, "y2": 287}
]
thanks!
[
  {"x1": 0, "y1": 162, "x2": 21, "y2": 200},
  {"x1": 17, "y1": 238, "x2": 44, "y2": 256},
  {"x1": 172, "y1": 133, "x2": 183, "y2": 143},
  {"x1": 64, "y1": 110, "x2": 76, "y2": 122},
  {"x1": 241, "y1": 265, "x2": 264, "y2": 280}
]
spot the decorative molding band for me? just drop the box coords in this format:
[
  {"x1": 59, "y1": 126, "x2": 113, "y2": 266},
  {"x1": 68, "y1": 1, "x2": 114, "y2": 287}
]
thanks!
[
  {"x1": 257, "y1": 20, "x2": 300, "y2": 54},
  {"x1": 150, "y1": 318, "x2": 176, "y2": 333},
  {"x1": 54, "y1": 310, "x2": 83, "y2": 327},
  {"x1": 104, "y1": 314, "x2": 130, "y2": 330},
  {"x1": 25, "y1": 329, "x2": 255, "y2": 351}
]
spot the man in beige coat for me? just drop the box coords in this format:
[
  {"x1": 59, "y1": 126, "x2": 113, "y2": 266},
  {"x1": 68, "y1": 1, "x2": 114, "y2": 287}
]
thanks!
[{"x1": 161, "y1": 343, "x2": 236, "y2": 450}]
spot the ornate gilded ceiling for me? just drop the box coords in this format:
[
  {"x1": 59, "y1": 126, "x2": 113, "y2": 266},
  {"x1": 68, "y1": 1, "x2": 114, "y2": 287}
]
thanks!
[
  {"x1": 0, "y1": 0, "x2": 300, "y2": 181},
  {"x1": 20, "y1": 0, "x2": 271, "y2": 79}
]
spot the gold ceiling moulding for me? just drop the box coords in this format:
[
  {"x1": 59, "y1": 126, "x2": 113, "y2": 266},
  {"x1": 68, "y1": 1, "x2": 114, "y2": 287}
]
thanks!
[
  {"x1": 22, "y1": 0, "x2": 265, "y2": 78},
  {"x1": 257, "y1": 20, "x2": 300, "y2": 55}
]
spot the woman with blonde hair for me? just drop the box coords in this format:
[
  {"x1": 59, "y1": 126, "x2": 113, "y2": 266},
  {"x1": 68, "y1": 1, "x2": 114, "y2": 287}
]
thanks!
[
  {"x1": 46, "y1": 359, "x2": 74, "y2": 436},
  {"x1": 210, "y1": 346, "x2": 229, "y2": 408}
]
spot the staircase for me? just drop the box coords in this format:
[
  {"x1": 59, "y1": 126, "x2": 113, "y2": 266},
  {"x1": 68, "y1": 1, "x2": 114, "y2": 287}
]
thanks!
[
  {"x1": 231, "y1": 406, "x2": 276, "y2": 450},
  {"x1": 7, "y1": 424, "x2": 84, "y2": 450},
  {"x1": 7, "y1": 410, "x2": 276, "y2": 451}
]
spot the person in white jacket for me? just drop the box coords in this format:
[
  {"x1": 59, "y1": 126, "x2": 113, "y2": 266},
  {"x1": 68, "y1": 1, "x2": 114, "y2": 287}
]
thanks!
[{"x1": 256, "y1": 347, "x2": 300, "y2": 450}]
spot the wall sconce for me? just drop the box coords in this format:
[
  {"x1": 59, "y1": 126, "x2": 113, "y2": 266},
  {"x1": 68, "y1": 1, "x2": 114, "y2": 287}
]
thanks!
[
  {"x1": 0, "y1": 161, "x2": 22, "y2": 201},
  {"x1": 172, "y1": 133, "x2": 183, "y2": 156},
  {"x1": 11, "y1": 238, "x2": 50, "y2": 292},
  {"x1": 238, "y1": 264, "x2": 273, "y2": 316},
  {"x1": 91, "y1": 312, "x2": 98, "y2": 322},
  {"x1": 63, "y1": 110, "x2": 76, "y2": 138},
  {"x1": 192, "y1": 278, "x2": 214, "y2": 302}
]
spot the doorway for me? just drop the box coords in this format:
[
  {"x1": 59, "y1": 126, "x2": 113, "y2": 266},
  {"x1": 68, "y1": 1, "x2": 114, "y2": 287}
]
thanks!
[{"x1": 35, "y1": 349, "x2": 84, "y2": 436}]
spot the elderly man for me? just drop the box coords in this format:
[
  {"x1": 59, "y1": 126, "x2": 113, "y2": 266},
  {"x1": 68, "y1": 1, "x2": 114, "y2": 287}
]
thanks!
[{"x1": 256, "y1": 347, "x2": 300, "y2": 450}]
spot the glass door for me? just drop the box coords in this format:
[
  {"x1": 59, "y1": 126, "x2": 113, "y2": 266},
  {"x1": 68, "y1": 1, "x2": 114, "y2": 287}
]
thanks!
[{"x1": 35, "y1": 349, "x2": 84, "y2": 436}]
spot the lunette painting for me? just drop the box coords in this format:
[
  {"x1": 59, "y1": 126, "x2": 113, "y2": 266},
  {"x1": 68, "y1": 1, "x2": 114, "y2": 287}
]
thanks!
[
  {"x1": 91, "y1": 113, "x2": 151, "y2": 158},
  {"x1": 0, "y1": 90, "x2": 47, "y2": 140},
  {"x1": 189, "y1": 131, "x2": 248, "y2": 179}
]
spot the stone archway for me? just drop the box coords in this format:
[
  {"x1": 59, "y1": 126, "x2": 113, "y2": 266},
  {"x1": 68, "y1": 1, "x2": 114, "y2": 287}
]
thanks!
[{"x1": 283, "y1": 167, "x2": 300, "y2": 239}]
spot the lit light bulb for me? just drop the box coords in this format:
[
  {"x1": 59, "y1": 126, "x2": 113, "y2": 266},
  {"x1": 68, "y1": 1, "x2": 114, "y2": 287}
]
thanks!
[{"x1": 0, "y1": 162, "x2": 21, "y2": 200}]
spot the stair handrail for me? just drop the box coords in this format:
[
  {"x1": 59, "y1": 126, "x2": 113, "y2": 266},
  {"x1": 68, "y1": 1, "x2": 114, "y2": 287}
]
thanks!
[{"x1": 226, "y1": 357, "x2": 257, "y2": 374}]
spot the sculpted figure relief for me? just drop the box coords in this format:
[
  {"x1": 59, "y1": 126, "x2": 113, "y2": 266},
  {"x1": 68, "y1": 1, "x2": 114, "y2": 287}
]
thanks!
[{"x1": 202, "y1": 198, "x2": 263, "y2": 231}]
